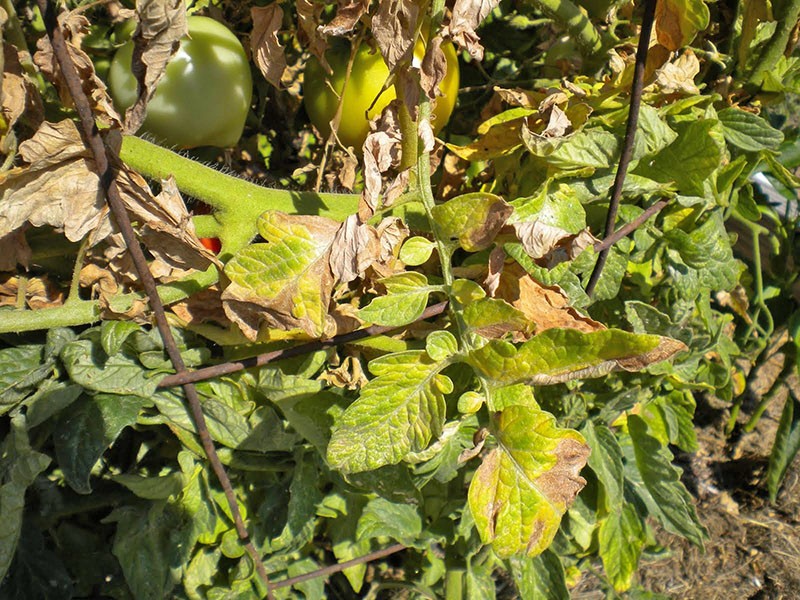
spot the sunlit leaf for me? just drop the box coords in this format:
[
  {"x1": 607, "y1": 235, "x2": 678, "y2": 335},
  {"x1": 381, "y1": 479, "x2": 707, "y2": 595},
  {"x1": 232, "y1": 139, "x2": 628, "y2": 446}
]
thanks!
[{"x1": 468, "y1": 405, "x2": 589, "y2": 557}]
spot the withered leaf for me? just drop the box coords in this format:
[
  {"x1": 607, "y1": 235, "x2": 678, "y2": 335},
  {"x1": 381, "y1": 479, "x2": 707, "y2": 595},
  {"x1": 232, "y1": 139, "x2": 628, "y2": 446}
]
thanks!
[
  {"x1": 492, "y1": 262, "x2": 602, "y2": 334},
  {"x1": 251, "y1": 3, "x2": 287, "y2": 89},
  {"x1": 33, "y1": 11, "x2": 120, "y2": 127},
  {"x1": 296, "y1": 0, "x2": 328, "y2": 69},
  {"x1": 447, "y1": 0, "x2": 501, "y2": 62},
  {"x1": 222, "y1": 211, "x2": 342, "y2": 339},
  {"x1": 653, "y1": 50, "x2": 701, "y2": 95},
  {"x1": 124, "y1": 0, "x2": 187, "y2": 133},
  {"x1": 329, "y1": 214, "x2": 380, "y2": 284},
  {"x1": 320, "y1": 0, "x2": 370, "y2": 37},
  {"x1": 372, "y1": 0, "x2": 419, "y2": 73}
]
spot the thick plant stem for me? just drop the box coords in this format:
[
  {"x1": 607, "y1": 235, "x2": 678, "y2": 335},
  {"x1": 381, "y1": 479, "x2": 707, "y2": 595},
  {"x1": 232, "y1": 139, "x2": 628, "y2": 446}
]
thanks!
[
  {"x1": 120, "y1": 135, "x2": 360, "y2": 254},
  {"x1": 526, "y1": 0, "x2": 609, "y2": 58},
  {"x1": 747, "y1": 0, "x2": 800, "y2": 86}
]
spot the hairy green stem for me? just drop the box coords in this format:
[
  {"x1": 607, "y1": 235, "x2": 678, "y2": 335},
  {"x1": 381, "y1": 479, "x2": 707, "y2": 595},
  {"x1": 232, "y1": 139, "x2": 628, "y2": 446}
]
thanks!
[
  {"x1": 747, "y1": 0, "x2": 800, "y2": 86},
  {"x1": 525, "y1": 0, "x2": 609, "y2": 59},
  {"x1": 120, "y1": 136, "x2": 360, "y2": 254},
  {"x1": 0, "y1": 265, "x2": 219, "y2": 334}
]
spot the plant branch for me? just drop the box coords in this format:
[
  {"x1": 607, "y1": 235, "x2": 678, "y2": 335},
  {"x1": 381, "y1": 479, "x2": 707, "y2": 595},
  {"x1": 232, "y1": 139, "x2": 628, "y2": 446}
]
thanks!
[
  {"x1": 526, "y1": 0, "x2": 609, "y2": 59},
  {"x1": 746, "y1": 0, "x2": 800, "y2": 86},
  {"x1": 585, "y1": 0, "x2": 657, "y2": 297},
  {"x1": 592, "y1": 197, "x2": 670, "y2": 253},
  {"x1": 271, "y1": 543, "x2": 406, "y2": 590},
  {"x1": 35, "y1": 2, "x2": 274, "y2": 596},
  {"x1": 158, "y1": 301, "x2": 449, "y2": 388}
]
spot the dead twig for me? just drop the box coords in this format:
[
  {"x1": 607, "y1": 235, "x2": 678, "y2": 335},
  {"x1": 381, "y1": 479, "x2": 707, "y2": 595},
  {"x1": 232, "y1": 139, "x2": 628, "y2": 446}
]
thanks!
[
  {"x1": 585, "y1": 0, "x2": 658, "y2": 297},
  {"x1": 35, "y1": 2, "x2": 274, "y2": 596},
  {"x1": 158, "y1": 301, "x2": 449, "y2": 388}
]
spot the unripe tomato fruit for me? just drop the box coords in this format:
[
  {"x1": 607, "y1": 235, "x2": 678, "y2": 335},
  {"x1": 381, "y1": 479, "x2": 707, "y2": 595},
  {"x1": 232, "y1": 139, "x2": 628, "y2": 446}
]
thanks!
[
  {"x1": 303, "y1": 38, "x2": 459, "y2": 149},
  {"x1": 108, "y1": 16, "x2": 252, "y2": 148}
]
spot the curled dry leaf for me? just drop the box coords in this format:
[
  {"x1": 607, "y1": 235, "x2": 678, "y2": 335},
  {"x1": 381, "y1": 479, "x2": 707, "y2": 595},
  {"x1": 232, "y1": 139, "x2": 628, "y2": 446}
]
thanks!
[
  {"x1": 359, "y1": 102, "x2": 403, "y2": 220},
  {"x1": 447, "y1": 0, "x2": 501, "y2": 62},
  {"x1": 492, "y1": 262, "x2": 602, "y2": 334},
  {"x1": 33, "y1": 11, "x2": 120, "y2": 128},
  {"x1": 296, "y1": 0, "x2": 328, "y2": 69},
  {"x1": 2, "y1": 45, "x2": 44, "y2": 138},
  {"x1": 653, "y1": 50, "x2": 701, "y2": 95},
  {"x1": 251, "y1": 3, "x2": 287, "y2": 89},
  {"x1": 0, "y1": 274, "x2": 64, "y2": 309},
  {"x1": 0, "y1": 120, "x2": 215, "y2": 282},
  {"x1": 372, "y1": 0, "x2": 419, "y2": 73},
  {"x1": 319, "y1": 0, "x2": 370, "y2": 37},
  {"x1": 123, "y1": 0, "x2": 187, "y2": 133},
  {"x1": 170, "y1": 287, "x2": 228, "y2": 327},
  {"x1": 320, "y1": 355, "x2": 369, "y2": 389},
  {"x1": 329, "y1": 214, "x2": 381, "y2": 284}
]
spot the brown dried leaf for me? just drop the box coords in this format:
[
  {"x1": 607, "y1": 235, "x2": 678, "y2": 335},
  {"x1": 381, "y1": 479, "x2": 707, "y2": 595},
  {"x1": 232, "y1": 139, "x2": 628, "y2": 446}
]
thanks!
[
  {"x1": 372, "y1": 0, "x2": 419, "y2": 72},
  {"x1": 329, "y1": 214, "x2": 381, "y2": 283},
  {"x1": 2, "y1": 46, "x2": 44, "y2": 136},
  {"x1": 320, "y1": 355, "x2": 368, "y2": 389},
  {"x1": 359, "y1": 102, "x2": 403, "y2": 219},
  {"x1": 123, "y1": 0, "x2": 186, "y2": 133},
  {"x1": 33, "y1": 12, "x2": 120, "y2": 127},
  {"x1": 492, "y1": 262, "x2": 602, "y2": 334},
  {"x1": 251, "y1": 3, "x2": 287, "y2": 89},
  {"x1": 447, "y1": 0, "x2": 501, "y2": 61},
  {"x1": 0, "y1": 275, "x2": 64, "y2": 309},
  {"x1": 296, "y1": 0, "x2": 328, "y2": 69},
  {"x1": 615, "y1": 337, "x2": 688, "y2": 371},
  {"x1": 320, "y1": 0, "x2": 370, "y2": 37},
  {"x1": 170, "y1": 286, "x2": 228, "y2": 326}
]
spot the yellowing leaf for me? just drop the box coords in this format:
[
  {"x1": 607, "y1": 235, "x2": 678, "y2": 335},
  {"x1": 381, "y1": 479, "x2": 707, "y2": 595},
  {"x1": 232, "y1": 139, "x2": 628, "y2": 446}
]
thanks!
[
  {"x1": 654, "y1": 0, "x2": 710, "y2": 51},
  {"x1": 467, "y1": 328, "x2": 686, "y2": 385},
  {"x1": 468, "y1": 405, "x2": 589, "y2": 557},
  {"x1": 222, "y1": 211, "x2": 341, "y2": 339},
  {"x1": 431, "y1": 192, "x2": 513, "y2": 252},
  {"x1": 327, "y1": 351, "x2": 449, "y2": 473}
]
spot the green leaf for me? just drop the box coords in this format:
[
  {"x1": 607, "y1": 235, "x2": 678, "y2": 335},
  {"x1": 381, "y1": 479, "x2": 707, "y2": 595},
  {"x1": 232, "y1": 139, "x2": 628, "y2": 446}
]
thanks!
[
  {"x1": 107, "y1": 502, "x2": 193, "y2": 600},
  {"x1": 467, "y1": 329, "x2": 680, "y2": 386},
  {"x1": 468, "y1": 405, "x2": 589, "y2": 557},
  {"x1": 430, "y1": 192, "x2": 513, "y2": 251},
  {"x1": 522, "y1": 128, "x2": 619, "y2": 170},
  {"x1": 223, "y1": 211, "x2": 341, "y2": 337},
  {"x1": 426, "y1": 330, "x2": 459, "y2": 361},
  {"x1": 184, "y1": 547, "x2": 221, "y2": 600},
  {"x1": 358, "y1": 272, "x2": 435, "y2": 327},
  {"x1": 466, "y1": 562, "x2": 496, "y2": 599},
  {"x1": 327, "y1": 493, "x2": 370, "y2": 592},
  {"x1": 151, "y1": 391, "x2": 250, "y2": 449},
  {"x1": 271, "y1": 390, "x2": 345, "y2": 457},
  {"x1": 262, "y1": 452, "x2": 322, "y2": 554},
  {"x1": 399, "y1": 236, "x2": 435, "y2": 265},
  {"x1": 0, "y1": 345, "x2": 48, "y2": 411},
  {"x1": 100, "y1": 320, "x2": 141, "y2": 357},
  {"x1": 581, "y1": 421, "x2": 623, "y2": 509},
  {"x1": 112, "y1": 472, "x2": 184, "y2": 500},
  {"x1": 54, "y1": 394, "x2": 150, "y2": 494},
  {"x1": 510, "y1": 550, "x2": 569, "y2": 598},
  {"x1": 636, "y1": 104, "x2": 678, "y2": 156},
  {"x1": 327, "y1": 351, "x2": 448, "y2": 473},
  {"x1": 509, "y1": 183, "x2": 585, "y2": 244},
  {"x1": 598, "y1": 503, "x2": 645, "y2": 592},
  {"x1": 60, "y1": 339, "x2": 161, "y2": 397},
  {"x1": 628, "y1": 415, "x2": 707, "y2": 545},
  {"x1": 23, "y1": 381, "x2": 83, "y2": 428},
  {"x1": 356, "y1": 497, "x2": 422, "y2": 545},
  {"x1": 767, "y1": 393, "x2": 800, "y2": 502},
  {"x1": 463, "y1": 298, "x2": 532, "y2": 339},
  {"x1": 0, "y1": 416, "x2": 51, "y2": 581},
  {"x1": 1, "y1": 520, "x2": 73, "y2": 600},
  {"x1": 718, "y1": 107, "x2": 784, "y2": 151},
  {"x1": 635, "y1": 120, "x2": 723, "y2": 196}
]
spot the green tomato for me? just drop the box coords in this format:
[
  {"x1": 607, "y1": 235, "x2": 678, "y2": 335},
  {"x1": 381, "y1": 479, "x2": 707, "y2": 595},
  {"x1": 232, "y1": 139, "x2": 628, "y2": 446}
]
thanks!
[
  {"x1": 303, "y1": 38, "x2": 460, "y2": 149},
  {"x1": 109, "y1": 16, "x2": 252, "y2": 148}
]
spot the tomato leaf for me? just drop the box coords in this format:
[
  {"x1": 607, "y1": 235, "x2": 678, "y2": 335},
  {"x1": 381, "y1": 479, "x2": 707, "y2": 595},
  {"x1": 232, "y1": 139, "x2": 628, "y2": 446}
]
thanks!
[
  {"x1": 327, "y1": 351, "x2": 449, "y2": 473},
  {"x1": 468, "y1": 404, "x2": 589, "y2": 557},
  {"x1": 431, "y1": 192, "x2": 513, "y2": 252}
]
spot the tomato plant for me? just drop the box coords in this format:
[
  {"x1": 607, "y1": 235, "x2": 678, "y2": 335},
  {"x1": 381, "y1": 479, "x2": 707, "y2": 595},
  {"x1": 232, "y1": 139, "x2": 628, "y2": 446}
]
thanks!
[
  {"x1": 303, "y1": 38, "x2": 459, "y2": 149},
  {"x1": 108, "y1": 16, "x2": 252, "y2": 148}
]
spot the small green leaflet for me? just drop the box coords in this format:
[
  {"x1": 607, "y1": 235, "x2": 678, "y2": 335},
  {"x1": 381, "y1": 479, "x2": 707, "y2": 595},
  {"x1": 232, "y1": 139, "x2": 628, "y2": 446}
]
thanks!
[
  {"x1": 467, "y1": 328, "x2": 682, "y2": 386},
  {"x1": 358, "y1": 272, "x2": 439, "y2": 327},
  {"x1": 628, "y1": 415, "x2": 707, "y2": 545},
  {"x1": 468, "y1": 405, "x2": 590, "y2": 557},
  {"x1": 430, "y1": 192, "x2": 513, "y2": 252},
  {"x1": 767, "y1": 393, "x2": 800, "y2": 502},
  {"x1": 327, "y1": 351, "x2": 450, "y2": 473},
  {"x1": 598, "y1": 503, "x2": 645, "y2": 592},
  {"x1": 718, "y1": 107, "x2": 784, "y2": 152},
  {"x1": 356, "y1": 497, "x2": 422, "y2": 546},
  {"x1": 581, "y1": 421, "x2": 624, "y2": 510},
  {"x1": 510, "y1": 550, "x2": 569, "y2": 598}
]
